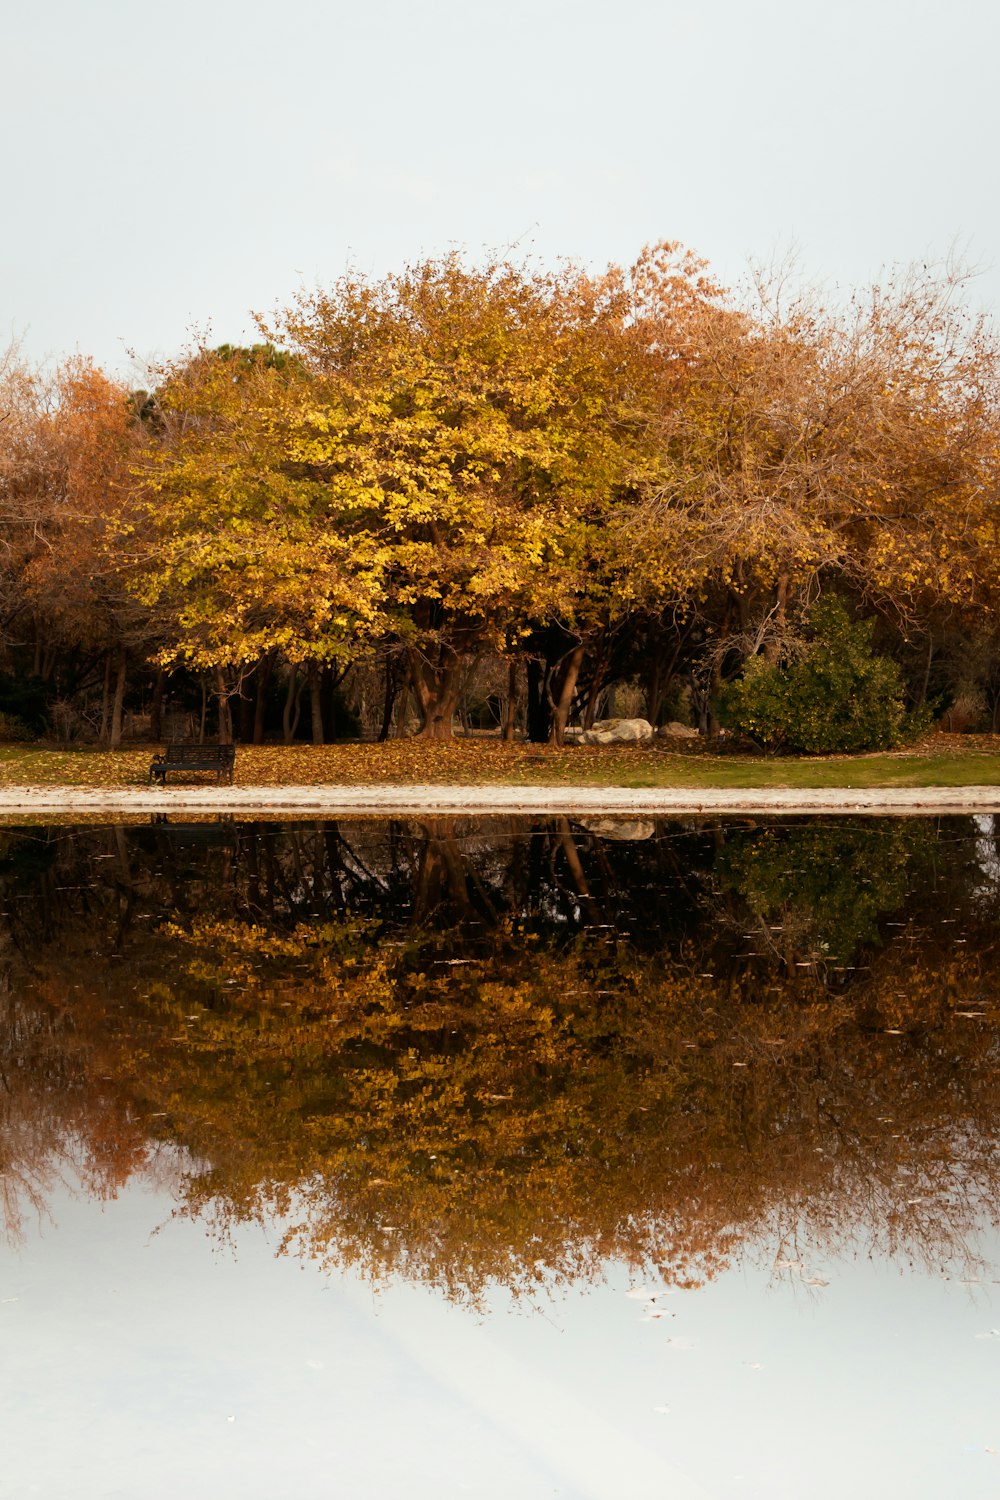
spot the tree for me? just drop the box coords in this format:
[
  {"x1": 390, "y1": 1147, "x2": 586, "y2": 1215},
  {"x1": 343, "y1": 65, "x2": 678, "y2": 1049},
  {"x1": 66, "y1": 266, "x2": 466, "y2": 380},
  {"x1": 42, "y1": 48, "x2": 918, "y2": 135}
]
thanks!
[
  {"x1": 0, "y1": 352, "x2": 149, "y2": 744},
  {"x1": 632, "y1": 260, "x2": 1000, "y2": 720},
  {"x1": 118, "y1": 345, "x2": 386, "y2": 740},
  {"x1": 265, "y1": 254, "x2": 678, "y2": 739},
  {"x1": 22, "y1": 358, "x2": 144, "y2": 744},
  {"x1": 0, "y1": 345, "x2": 56, "y2": 655}
]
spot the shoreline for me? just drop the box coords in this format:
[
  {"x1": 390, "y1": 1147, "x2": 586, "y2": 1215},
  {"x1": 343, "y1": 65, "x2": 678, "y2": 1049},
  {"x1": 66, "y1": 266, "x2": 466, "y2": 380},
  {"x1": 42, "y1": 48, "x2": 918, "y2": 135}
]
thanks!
[{"x1": 0, "y1": 783, "x2": 998, "y2": 817}]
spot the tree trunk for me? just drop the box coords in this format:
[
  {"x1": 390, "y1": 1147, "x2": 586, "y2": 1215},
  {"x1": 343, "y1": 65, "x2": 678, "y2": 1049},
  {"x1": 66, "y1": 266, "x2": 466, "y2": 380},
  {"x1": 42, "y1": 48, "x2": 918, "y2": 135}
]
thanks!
[
  {"x1": 763, "y1": 575, "x2": 790, "y2": 663},
  {"x1": 394, "y1": 666, "x2": 412, "y2": 739},
  {"x1": 282, "y1": 665, "x2": 303, "y2": 744},
  {"x1": 149, "y1": 669, "x2": 166, "y2": 742},
  {"x1": 918, "y1": 634, "x2": 934, "y2": 708},
  {"x1": 646, "y1": 647, "x2": 664, "y2": 728},
  {"x1": 307, "y1": 662, "x2": 324, "y2": 745},
  {"x1": 378, "y1": 657, "x2": 398, "y2": 743},
  {"x1": 582, "y1": 686, "x2": 600, "y2": 730},
  {"x1": 526, "y1": 657, "x2": 550, "y2": 743},
  {"x1": 690, "y1": 671, "x2": 710, "y2": 736},
  {"x1": 548, "y1": 644, "x2": 585, "y2": 747},
  {"x1": 109, "y1": 647, "x2": 127, "y2": 749},
  {"x1": 216, "y1": 665, "x2": 233, "y2": 744},
  {"x1": 236, "y1": 671, "x2": 255, "y2": 742},
  {"x1": 321, "y1": 664, "x2": 338, "y2": 741},
  {"x1": 502, "y1": 660, "x2": 518, "y2": 743},
  {"x1": 253, "y1": 649, "x2": 276, "y2": 744},
  {"x1": 645, "y1": 626, "x2": 684, "y2": 727},
  {"x1": 98, "y1": 650, "x2": 112, "y2": 745},
  {"x1": 409, "y1": 646, "x2": 461, "y2": 740},
  {"x1": 580, "y1": 633, "x2": 611, "y2": 730},
  {"x1": 776, "y1": 572, "x2": 789, "y2": 622}
]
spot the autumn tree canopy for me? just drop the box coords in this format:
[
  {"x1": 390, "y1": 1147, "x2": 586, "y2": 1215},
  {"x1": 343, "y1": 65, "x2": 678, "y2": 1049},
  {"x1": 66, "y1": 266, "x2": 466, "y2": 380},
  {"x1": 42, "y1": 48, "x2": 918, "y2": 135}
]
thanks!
[{"x1": 0, "y1": 244, "x2": 998, "y2": 745}]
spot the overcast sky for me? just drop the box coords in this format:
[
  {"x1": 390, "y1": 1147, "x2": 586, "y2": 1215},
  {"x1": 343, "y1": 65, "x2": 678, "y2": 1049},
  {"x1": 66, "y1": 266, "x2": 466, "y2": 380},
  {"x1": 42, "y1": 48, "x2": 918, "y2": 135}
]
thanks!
[{"x1": 3, "y1": 0, "x2": 998, "y2": 375}]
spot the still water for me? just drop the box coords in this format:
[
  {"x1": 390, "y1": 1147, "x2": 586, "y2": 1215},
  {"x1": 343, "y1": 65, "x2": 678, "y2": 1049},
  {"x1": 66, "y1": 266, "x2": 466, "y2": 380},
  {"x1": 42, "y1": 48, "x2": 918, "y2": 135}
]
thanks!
[{"x1": 1, "y1": 815, "x2": 998, "y2": 1498}]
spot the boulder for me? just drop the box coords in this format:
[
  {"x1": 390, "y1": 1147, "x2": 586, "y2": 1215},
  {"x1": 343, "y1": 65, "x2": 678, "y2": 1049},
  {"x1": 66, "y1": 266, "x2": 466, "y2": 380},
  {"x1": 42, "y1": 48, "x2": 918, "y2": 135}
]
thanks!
[
  {"x1": 577, "y1": 717, "x2": 655, "y2": 746},
  {"x1": 657, "y1": 721, "x2": 700, "y2": 739}
]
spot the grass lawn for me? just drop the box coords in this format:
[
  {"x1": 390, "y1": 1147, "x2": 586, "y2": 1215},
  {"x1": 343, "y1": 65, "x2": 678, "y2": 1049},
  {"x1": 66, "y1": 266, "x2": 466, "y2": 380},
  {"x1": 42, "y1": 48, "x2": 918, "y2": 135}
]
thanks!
[{"x1": 0, "y1": 735, "x2": 999, "y2": 790}]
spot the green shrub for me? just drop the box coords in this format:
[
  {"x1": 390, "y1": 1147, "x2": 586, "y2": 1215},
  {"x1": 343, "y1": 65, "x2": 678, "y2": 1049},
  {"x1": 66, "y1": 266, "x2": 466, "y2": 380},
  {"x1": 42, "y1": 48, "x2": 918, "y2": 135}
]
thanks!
[{"x1": 718, "y1": 598, "x2": 930, "y2": 754}]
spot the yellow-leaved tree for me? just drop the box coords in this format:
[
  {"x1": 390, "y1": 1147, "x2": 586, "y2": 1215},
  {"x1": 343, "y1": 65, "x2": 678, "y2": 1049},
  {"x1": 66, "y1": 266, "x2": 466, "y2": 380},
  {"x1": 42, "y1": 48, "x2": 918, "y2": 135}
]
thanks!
[
  {"x1": 267, "y1": 254, "x2": 677, "y2": 739},
  {"x1": 122, "y1": 252, "x2": 716, "y2": 740}
]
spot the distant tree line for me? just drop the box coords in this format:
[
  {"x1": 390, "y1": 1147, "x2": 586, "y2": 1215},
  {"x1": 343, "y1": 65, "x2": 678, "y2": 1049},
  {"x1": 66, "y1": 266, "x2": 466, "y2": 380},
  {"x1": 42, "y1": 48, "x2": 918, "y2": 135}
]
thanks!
[{"x1": 1, "y1": 244, "x2": 998, "y2": 747}]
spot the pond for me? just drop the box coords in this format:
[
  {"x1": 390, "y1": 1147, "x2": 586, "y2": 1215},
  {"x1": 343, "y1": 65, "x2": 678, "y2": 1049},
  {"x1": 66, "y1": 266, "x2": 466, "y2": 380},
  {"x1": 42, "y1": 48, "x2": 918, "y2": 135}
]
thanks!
[{"x1": 1, "y1": 815, "x2": 998, "y2": 1498}]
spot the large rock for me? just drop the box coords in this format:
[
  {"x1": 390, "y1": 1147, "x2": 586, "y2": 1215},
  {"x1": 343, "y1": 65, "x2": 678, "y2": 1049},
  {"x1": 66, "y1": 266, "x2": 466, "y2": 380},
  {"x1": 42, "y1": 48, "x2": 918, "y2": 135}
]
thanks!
[
  {"x1": 657, "y1": 721, "x2": 700, "y2": 739},
  {"x1": 577, "y1": 717, "x2": 655, "y2": 746}
]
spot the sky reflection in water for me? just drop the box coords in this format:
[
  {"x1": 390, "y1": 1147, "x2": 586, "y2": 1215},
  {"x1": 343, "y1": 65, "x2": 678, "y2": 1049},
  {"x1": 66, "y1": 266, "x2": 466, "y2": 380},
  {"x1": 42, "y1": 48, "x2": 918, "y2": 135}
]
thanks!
[{"x1": 1, "y1": 815, "x2": 999, "y2": 1497}]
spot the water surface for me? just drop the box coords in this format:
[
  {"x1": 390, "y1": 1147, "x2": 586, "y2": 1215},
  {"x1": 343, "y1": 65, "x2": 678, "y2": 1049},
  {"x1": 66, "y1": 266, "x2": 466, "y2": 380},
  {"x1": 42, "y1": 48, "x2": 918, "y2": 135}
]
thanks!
[{"x1": 1, "y1": 816, "x2": 998, "y2": 1497}]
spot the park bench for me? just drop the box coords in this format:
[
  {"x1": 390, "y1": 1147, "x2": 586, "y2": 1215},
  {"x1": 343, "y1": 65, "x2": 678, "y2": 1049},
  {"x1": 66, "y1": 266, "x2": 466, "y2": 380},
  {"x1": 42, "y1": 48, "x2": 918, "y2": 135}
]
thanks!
[{"x1": 149, "y1": 743, "x2": 236, "y2": 786}]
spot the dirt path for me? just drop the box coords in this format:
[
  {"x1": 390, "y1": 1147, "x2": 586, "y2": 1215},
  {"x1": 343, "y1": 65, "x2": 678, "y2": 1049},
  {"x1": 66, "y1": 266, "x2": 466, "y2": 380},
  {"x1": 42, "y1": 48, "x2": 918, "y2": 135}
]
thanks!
[{"x1": 0, "y1": 784, "x2": 998, "y2": 816}]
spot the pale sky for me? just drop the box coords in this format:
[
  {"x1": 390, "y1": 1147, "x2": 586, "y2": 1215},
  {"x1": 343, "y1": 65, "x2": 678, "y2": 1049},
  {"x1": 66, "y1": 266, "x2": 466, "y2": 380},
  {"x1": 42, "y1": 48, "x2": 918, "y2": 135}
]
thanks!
[{"x1": 3, "y1": 0, "x2": 998, "y2": 375}]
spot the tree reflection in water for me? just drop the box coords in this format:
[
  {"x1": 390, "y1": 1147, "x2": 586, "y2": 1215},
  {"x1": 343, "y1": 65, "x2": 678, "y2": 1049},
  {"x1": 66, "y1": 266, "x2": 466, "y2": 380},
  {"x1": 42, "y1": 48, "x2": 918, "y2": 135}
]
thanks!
[{"x1": 1, "y1": 815, "x2": 998, "y2": 1300}]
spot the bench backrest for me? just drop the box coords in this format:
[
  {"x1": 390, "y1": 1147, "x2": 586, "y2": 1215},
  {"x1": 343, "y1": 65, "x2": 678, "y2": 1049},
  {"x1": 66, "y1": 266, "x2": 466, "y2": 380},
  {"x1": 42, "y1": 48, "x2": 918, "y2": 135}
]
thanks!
[{"x1": 163, "y1": 743, "x2": 236, "y2": 764}]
